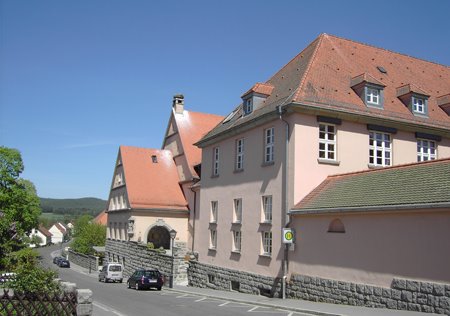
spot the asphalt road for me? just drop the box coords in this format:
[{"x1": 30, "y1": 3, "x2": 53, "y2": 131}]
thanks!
[{"x1": 37, "y1": 244, "x2": 314, "y2": 316}]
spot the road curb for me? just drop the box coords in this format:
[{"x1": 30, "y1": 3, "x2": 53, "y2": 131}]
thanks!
[{"x1": 165, "y1": 287, "x2": 343, "y2": 316}]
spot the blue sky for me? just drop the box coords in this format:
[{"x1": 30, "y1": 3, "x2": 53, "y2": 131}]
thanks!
[{"x1": 1, "y1": 0, "x2": 449, "y2": 200}]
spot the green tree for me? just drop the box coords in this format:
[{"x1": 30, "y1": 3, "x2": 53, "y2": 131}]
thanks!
[
  {"x1": 0, "y1": 146, "x2": 41, "y2": 269},
  {"x1": 4, "y1": 248, "x2": 60, "y2": 295},
  {"x1": 71, "y1": 216, "x2": 106, "y2": 255}
]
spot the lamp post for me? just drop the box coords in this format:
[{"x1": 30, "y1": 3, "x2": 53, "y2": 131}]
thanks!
[{"x1": 169, "y1": 229, "x2": 177, "y2": 288}]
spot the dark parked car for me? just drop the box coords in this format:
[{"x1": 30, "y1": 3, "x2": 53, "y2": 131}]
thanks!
[
  {"x1": 127, "y1": 269, "x2": 164, "y2": 291},
  {"x1": 53, "y1": 256, "x2": 63, "y2": 264},
  {"x1": 57, "y1": 259, "x2": 70, "y2": 268}
]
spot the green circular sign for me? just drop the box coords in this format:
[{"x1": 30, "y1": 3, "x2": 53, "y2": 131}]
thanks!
[{"x1": 284, "y1": 231, "x2": 293, "y2": 241}]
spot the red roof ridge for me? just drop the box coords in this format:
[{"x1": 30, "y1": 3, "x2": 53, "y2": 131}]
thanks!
[
  {"x1": 327, "y1": 157, "x2": 450, "y2": 180},
  {"x1": 293, "y1": 33, "x2": 327, "y2": 102},
  {"x1": 324, "y1": 33, "x2": 450, "y2": 68},
  {"x1": 263, "y1": 33, "x2": 324, "y2": 91}
]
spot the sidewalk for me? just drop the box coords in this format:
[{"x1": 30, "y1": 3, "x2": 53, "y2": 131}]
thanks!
[{"x1": 67, "y1": 260, "x2": 436, "y2": 316}]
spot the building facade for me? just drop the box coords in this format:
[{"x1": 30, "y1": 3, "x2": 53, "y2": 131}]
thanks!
[{"x1": 191, "y1": 34, "x2": 450, "y2": 301}]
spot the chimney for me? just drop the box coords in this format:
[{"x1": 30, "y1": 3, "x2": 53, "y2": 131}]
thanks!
[{"x1": 173, "y1": 94, "x2": 184, "y2": 114}]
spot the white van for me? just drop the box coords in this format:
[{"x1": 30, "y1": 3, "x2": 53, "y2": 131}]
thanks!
[{"x1": 98, "y1": 263, "x2": 123, "y2": 283}]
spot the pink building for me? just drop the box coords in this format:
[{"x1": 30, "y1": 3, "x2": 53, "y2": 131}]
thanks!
[{"x1": 190, "y1": 34, "x2": 450, "y2": 313}]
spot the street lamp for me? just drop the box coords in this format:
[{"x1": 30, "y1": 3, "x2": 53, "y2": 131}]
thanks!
[{"x1": 169, "y1": 229, "x2": 177, "y2": 288}]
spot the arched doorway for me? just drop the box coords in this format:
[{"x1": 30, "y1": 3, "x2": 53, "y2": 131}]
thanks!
[{"x1": 147, "y1": 226, "x2": 170, "y2": 249}]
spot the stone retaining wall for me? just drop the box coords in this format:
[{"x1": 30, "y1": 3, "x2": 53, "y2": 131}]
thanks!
[
  {"x1": 188, "y1": 261, "x2": 282, "y2": 297},
  {"x1": 105, "y1": 239, "x2": 188, "y2": 285},
  {"x1": 287, "y1": 274, "x2": 450, "y2": 315},
  {"x1": 67, "y1": 250, "x2": 99, "y2": 272},
  {"x1": 188, "y1": 261, "x2": 450, "y2": 315}
]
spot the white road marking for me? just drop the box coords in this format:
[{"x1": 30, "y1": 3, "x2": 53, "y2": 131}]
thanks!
[
  {"x1": 93, "y1": 301, "x2": 127, "y2": 316},
  {"x1": 195, "y1": 297, "x2": 206, "y2": 302},
  {"x1": 219, "y1": 301, "x2": 229, "y2": 306}
]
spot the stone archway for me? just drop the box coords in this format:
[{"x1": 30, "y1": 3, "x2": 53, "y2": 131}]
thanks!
[{"x1": 147, "y1": 225, "x2": 170, "y2": 249}]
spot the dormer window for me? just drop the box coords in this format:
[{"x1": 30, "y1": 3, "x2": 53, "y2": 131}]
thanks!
[
  {"x1": 366, "y1": 87, "x2": 380, "y2": 105},
  {"x1": 244, "y1": 98, "x2": 253, "y2": 115},
  {"x1": 412, "y1": 96, "x2": 425, "y2": 114},
  {"x1": 351, "y1": 73, "x2": 385, "y2": 109},
  {"x1": 241, "y1": 82, "x2": 274, "y2": 116},
  {"x1": 396, "y1": 84, "x2": 429, "y2": 117}
]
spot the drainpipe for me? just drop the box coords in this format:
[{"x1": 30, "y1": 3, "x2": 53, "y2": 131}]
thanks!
[
  {"x1": 190, "y1": 178, "x2": 200, "y2": 254},
  {"x1": 277, "y1": 104, "x2": 290, "y2": 299}
]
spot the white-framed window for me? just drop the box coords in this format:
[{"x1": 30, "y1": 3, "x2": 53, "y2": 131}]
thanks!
[
  {"x1": 118, "y1": 223, "x2": 122, "y2": 240},
  {"x1": 127, "y1": 219, "x2": 135, "y2": 235},
  {"x1": 212, "y1": 147, "x2": 220, "y2": 176},
  {"x1": 244, "y1": 98, "x2": 253, "y2": 115},
  {"x1": 262, "y1": 195, "x2": 272, "y2": 223},
  {"x1": 232, "y1": 230, "x2": 242, "y2": 253},
  {"x1": 210, "y1": 201, "x2": 218, "y2": 223},
  {"x1": 264, "y1": 127, "x2": 274, "y2": 163},
  {"x1": 369, "y1": 131, "x2": 391, "y2": 166},
  {"x1": 209, "y1": 229, "x2": 217, "y2": 249},
  {"x1": 412, "y1": 96, "x2": 425, "y2": 114},
  {"x1": 366, "y1": 87, "x2": 380, "y2": 105},
  {"x1": 114, "y1": 172, "x2": 123, "y2": 187},
  {"x1": 417, "y1": 139, "x2": 436, "y2": 162},
  {"x1": 233, "y1": 198, "x2": 242, "y2": 223},
  {"x1": 108, "y1": 222, "x2": 112, "y2": 239},
  {"x1": 235, "y1": 138, "x2": 244, "y2": 170},
  {"x1": 319, "y1": 124, "x2": 336, "y2": 160},
  {"x1": 261, "y1": 231, "x2": 272, "y2": 256}
]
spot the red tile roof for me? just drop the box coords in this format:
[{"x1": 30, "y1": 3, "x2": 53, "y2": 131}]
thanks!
[
  {"x1": 174, "y1": 110, "x2": 224, "y2": 177},
  {"x1": 286, "y1": 34, "x2": 450, "y2": 129},
  {"x1": 38, "y1": 225, "x2": 52, "y2": 237},
  {"x1": 200, "y1": 33, "x2": 450, "y2": 144},
  {"x1": 241, "y1": 82, "x2": 275, "y2": 98},
  {"x1": 93, "y1": 210, "x2": 108, "y2": 226},
  {"x1": 54, "y1": 222, "x2": 67, "y2": 234},
  {"x1": 120, "y1": 146, "x2": 188, "y2": 211}
]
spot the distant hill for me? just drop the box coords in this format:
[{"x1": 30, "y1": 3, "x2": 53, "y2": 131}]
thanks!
[{"x1": 40, "y1": 197, "x2": 107, "y2": 217}]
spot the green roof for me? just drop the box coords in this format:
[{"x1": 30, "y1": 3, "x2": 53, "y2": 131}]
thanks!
[{"x1": 292, "y1": 159, "x2": 450, "y2": 214}]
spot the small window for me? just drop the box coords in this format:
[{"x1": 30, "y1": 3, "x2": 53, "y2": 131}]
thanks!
[
  {"x1": 231, "y1": 280, "x2": 240, "y2": 291},
  {"x1": 366, "y1": 87, "x2": 380, "y2": 105},
  {"x1": 262, "y1": 196, "x2": 272, "y2": 223},
  {"x1": 244, "y1": 99, "x2": 253, "y2": 115},
  {"x1": 412, "y1": 96, "x2": 425, "y2": 114},
  {"x1": 208, "y1": 274, "x2": 216, "y2": 284},
  {"x1": 261, "y1": 231, "x2": 272, "y2": 256},
  {"x1": 232, "y1": 230, "x2": 241, "y2": 253},
  {"x1": 417, "y1": 139, "x2": 436, "y2": 162},
  {"x1": 209, "y1": 229, "x2": 217, "y2": 249},
  {"x1": 264, "y1": 128, "x2": 274, "y2": 163},
  {"x1": 328, "y1": 219, "x2": 345, "y2": 233},
  {"x1": 210, "y1": 201, "x2": 218, "y2": 223},
  {"x1": 212, "y1": 147, "x2": 220, "y2": 176},
  {"x1": 319, "y1": 124, "x2": 336, "y2": 160},
  {"x1": 151, "y1": 155, "x2": 158, "y2": 163},
  {"x1": 233, "y1": 199, "x2": 242, "y2": 223},
  {"x1": 235, "y1": 139, "x2": 244, "y2": 171}
]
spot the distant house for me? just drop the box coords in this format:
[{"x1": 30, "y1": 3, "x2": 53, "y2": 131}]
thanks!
[
  {"x1": 93, "y1": 210, "x2": 107, "y2": 226},
  {"x1": 49, "y1": 222, "x2": 67, "y2": 244},
  {"x1": 29, "y1": 225, "x2": 52, "y2": 247}
]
